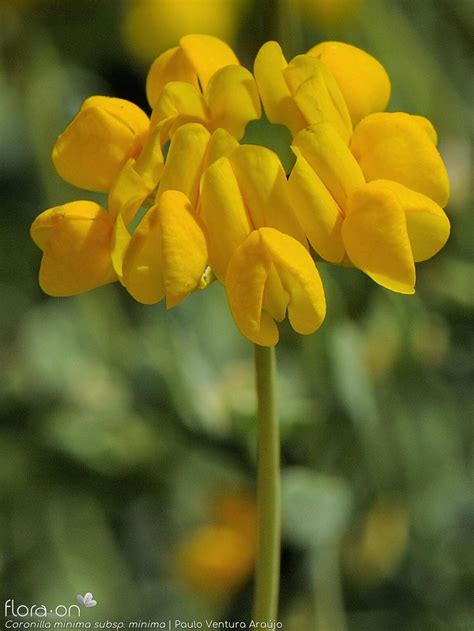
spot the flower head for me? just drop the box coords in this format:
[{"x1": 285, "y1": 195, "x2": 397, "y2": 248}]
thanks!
[{"x1": 30, "y1": 35, "x2": 451, "y2": 346}]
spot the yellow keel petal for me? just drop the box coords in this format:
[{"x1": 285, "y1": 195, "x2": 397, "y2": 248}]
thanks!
[
  {"x1": 350, "y1": 112, "x2": 450, "y2": 208},
  {"x1": 343, "y1": 185, "x2": 416, "y2": 293},
  {"x1": 288, "y1": 151, "x2": 345, "y2": 262},
  {"x1": 293, "y1": 123, "x2": 365, "y2": 211},
  {"x1": 366, "y1": 180, "x2": 450, "y2": 262}
]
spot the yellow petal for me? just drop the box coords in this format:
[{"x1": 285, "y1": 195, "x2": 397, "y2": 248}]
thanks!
[
  {"x1": 53, "y1": 97, "x2": 150, "y2": 193},
  {"x1": 366, "y1": 180, "x2": 450, "y2": 262},
  {"x1": 108, "y1": 127, "x2": 164, "y2": 226},
  {"x1": 121, "y1": 205, "x2": 165, "y2": 305},
  {"x1": 308, "y1": 41, "x2": 391, "y2": 126},
  {"x1": 225, "y1": 230, "x2": 279, "y2": 346},
  {"x1": 350, "y1": 112, "x2": 450, "y2": 208},
  {"x1": 253, "y1": 41, "x2": 307, "y2": 136},
  {"x1": 412, "y1": 115, "x2": 437, "y2": 144},
  {"x1": 159, "y1": 190, "x2": 208, "y2": 308},
  {"x1": 146, "y1": 46, "x2": 197, "y2": 108},
  {"x1": 157, "y1": 122, "x2": 211, "y2": 208},
  {"x1": 206, "y1": 65, "x2": 261, "y2": 140},
  {"x1": 134, "y1": 125, "x2": 165, "y2": 189},
  {"x1": 204, "y1": 128, "x2": 239, "y2": 167},
  {"x1": 122, "y1": 191, "x2": 208, "y2": 306},
  {"x1": 262, "y1": 266, "x2": 290, "y2": 324},
  {"x1": 228, "y1": 145, "x2": 307, "y2": 245},
  {"x1": 260, "y1": 228, "x2": 326, "y2": 335},
  {"x1": 151, "y1": 81, "x2": 208, "y2": 136},
  {"x1": 200, "y1": 156, "x2": 252, "y2": 281},
  {"x1": 292, "y1": 123, "x2": 365, "y2": 211},
  {"x1": 288, "y1": 150, "x2": 345, "y2": 262},
  {"x1": 31, "y1": 201, "x2": 116, "y2": 296},
  {"x1": 111, "y1": 213, "x2": 131, "y2": 280},
  {"x1": 342, "y1": 185, "x2": 416, "y2": 293},
  {"x1": 286, "y1": 55, "x2": 352, "y2": 142},
  {"x1": 180, "y1": 34, "x2": 239, "y2": 92},
  {"x1": 81, "y1": 96, "x2": 150, "y2": 147},
  {"x1": 108, "y1": 159, "x2": 151, "y2": 224}
]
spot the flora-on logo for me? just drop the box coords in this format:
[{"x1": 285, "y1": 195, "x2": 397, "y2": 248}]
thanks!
[
  {"x1": 4, "y1": 599, "x2": 81, "y2": 618},
  {"x1": 76, "y1": 593, "x2": 97, "y2": 608}
]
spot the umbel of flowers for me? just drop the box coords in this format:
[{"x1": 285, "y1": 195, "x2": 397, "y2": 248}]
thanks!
[{"x1": 31, "y1": 35, "x2": 450, "y2": 346}]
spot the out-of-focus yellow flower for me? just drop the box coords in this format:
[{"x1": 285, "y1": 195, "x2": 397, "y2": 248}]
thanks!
[
  {"x1": 177, "y1": 490, "x2": 257, "y2": 597},
  {"x1": 211, "y1": 490, "x2": 258, "y2": 544},
  {"x1": 294, "y1": 0, "x2": 361, "y2": 28},
  {"x1": 288, "y1": 115, "x2": 450, "y2": 293},
  {"x1": 30, "y1": 201, "x2": 116, "y2": 296},
  {"x1": 123, "y1": 0, "x2": 248, "y2": 65},
  {"x1": 52, "y1": 97, "x2": 150, "y2": 193},
  {"x1": 254, "y1": 40, "x2": 352, "y2": 140},
  {"x1": 307, "y1": 41, "x2": 391, "y2": 126},
  {"x1": 177, "y1": 525, "x2": 255, "y2": 597},
  {"x1": 344, "y1": 498, "x2": 409, "y2": 587},
  {"x1": 147, "y1": 35, "x2": 260, "y2": 143}
]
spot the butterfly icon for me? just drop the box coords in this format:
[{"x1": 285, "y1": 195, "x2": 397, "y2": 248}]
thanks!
[{"x1": 76, "y1": 593, "x2": 97, "y2": 608}]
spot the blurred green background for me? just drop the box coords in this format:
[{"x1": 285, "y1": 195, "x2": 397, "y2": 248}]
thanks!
[{"x1": 1, "y1": 1, "x2": 472, "y2": 629}]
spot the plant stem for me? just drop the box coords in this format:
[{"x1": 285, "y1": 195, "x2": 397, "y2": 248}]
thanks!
[{"x1": 253, "y1": 344, "x2": 281, "y2": 622}]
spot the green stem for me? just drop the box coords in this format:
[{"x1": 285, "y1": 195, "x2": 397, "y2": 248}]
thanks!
[{"x1": 253, "y1": 344, "x2": 281, "y2": 623}]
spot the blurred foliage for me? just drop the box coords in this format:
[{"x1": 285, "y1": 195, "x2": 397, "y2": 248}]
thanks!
[{"x1": 0, "y1": 1, "x2": 472, "y2": 630}]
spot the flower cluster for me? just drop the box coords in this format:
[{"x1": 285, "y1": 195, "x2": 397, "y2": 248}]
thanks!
[{"x1": 31, "y1": 35, "x2": 450, "y2": 346}]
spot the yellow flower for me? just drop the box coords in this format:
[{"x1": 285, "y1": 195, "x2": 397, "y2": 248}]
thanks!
[
  {"x1": 254, "y1": 40, "x2": 392, "y2": 138},
  {"x1": 146, "y1": 34, "x2": 239, "y2": 107},
  {"x1": 345, "y1": 498, "x2": 409, "y2": 587},
  {"x1": 176, "y1": 489, "x2": 257, "y2": 598},
  {"x1": 307, "y1": 41, "x2": 391, "y2": 126},
  {"x1": 226, "y1": 228, "x2": 327, "y2": 346},
  {"x1": 254, "y1": 40, "x2": 352, "y2": 140},
  {"x1": 350, "y1": 112, "x2": 450, "y2": 207},
  {"x1": 123, "y1": 0, "x2": 249, "y2": 65},
  {"x1": 201, "y1": 144, "x2": 326, "y2": 345},
  {"x1": 52, "y1": 96, "x2": 150, "y2": 193},
  {"x1": 177, "y1": 525, "x2": 255, "y2": 597},
  {"x1": 121, "y1": 189, "x2": 208, "y2": 307},
  {"x1": 146, "y1": 34, "x2": 261, "y2": 142},
  {"x1": 30, "y1": 201, "x2": 116, "y2": 296},
  {"x1": 201, "y1": 144, "x2": 306, "y2": 281},
  {"x1": 31, "y1": 120, "x2": 239, "y2": 303},
  {"x1": 116, "y1": 123, "x2": 238, "y2": 305},
  {"x1": 211, "y1": 490, "x2": 258, "y2": 545},
  {"x1": 294, "y1": 0, "x2": 361, "y2": 29},
  {"x1": 288, "y1": 115, "x2": 450, "y2": 293}
]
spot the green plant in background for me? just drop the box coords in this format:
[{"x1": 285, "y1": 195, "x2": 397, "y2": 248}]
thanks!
[{"x1": 28, "y1": 30, "x2": 452, "y2": 627}]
